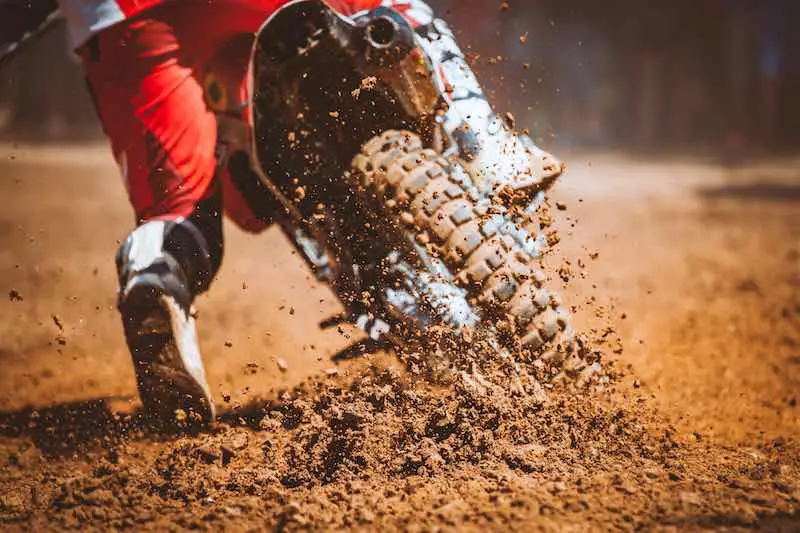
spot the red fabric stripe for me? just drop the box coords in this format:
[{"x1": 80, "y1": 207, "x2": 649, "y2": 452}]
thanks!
[{"x1": 114, "y1": 0, "x2": 165, "y2": 17}]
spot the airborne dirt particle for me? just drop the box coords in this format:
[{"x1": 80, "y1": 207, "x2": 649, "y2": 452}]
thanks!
[
  {"x1": 276, "y1": 357, "x2": 289, "y2": 372},
  {"x1": 351, "y1": 76, "x2": 377, "y2": 99},
  {"x1": 558, "y1": 260, "x2": 573, "y2": 282},
  {"x1": 8, "y1": 289, "x2": 23, "y2": 301}
]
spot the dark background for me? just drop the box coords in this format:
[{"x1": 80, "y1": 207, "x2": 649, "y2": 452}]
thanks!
[{"x1": 1, "y1": 0, "x2": 798, "y2": 154}]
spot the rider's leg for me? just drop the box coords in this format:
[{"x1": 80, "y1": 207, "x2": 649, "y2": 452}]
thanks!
[{"x1": 81, "y1": 10, "x2": 224, "y2": 423}]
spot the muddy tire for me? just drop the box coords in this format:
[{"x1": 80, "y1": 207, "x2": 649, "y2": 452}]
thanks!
[{"x1": 352, "y1": 130, "x2": 575, "y2": 362}]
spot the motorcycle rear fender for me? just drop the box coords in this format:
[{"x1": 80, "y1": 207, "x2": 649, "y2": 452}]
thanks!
[{"x1": 246, "y1": 0, "x2": 441, "y2": 219}]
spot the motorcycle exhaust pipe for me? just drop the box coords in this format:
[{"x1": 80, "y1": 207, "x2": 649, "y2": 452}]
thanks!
[
  {"x1": 362, "y1": 11, "x2": 414, "y2": 66},
  {"x1": 365, "y1": 15, "x2": 399, "y2": 50},
  {"x1": 357, "y1": 9, "x2": 440, "y2": 116}
]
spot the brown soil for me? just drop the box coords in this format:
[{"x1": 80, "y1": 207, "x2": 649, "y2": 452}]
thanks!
[{"x1": 0, "y1": 145, "x2": 798, "y2": 531}]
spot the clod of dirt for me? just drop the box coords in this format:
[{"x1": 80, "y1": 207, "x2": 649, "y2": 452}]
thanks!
[
  {"x1": 195, "y1": 444, "x2": 220, "y2": 464},
  {"x1": 0, "y1": 492, "x2": 25, "y2": 513},
  {"x1": 558, "y1": 260, "x2": 573, "y2": 282},
  {"x1": 351, "y1": 76, "x2": 377, "y2": 99},
  {"x1": 737, "y1": 278, "x2": 761, "y2": 293},
  {"x1": 276, "y1": 358, "x2": 289, "y2": 372},
  {"x1": 220, "y1": 445, "x2": 237, "y2": 466},
  {"x1": 225, "y1": 432, "x2": 249, "y2": 452}
]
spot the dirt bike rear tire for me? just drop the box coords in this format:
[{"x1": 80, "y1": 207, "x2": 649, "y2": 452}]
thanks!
[{"x1": 352, "y1": 130, "x2": 575, "y2": 364}]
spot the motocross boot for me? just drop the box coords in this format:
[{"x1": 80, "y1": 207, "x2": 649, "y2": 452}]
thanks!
[{"x1": 116, "y1": 217, "x2": 219, "y2": 424}]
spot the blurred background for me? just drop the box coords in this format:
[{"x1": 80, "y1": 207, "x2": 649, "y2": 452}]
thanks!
[{"x1": 0, "y1": 0, "x2": 799, "y2": 154}]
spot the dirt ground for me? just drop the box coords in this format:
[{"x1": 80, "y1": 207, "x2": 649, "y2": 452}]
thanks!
[{"x1": 0, "y1": 144, "x2": 798, "y2": 531}]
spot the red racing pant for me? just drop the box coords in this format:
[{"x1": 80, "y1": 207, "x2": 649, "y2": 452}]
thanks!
[{"x1": 82, "y1": 0, "x2": 430, "y2": 229}]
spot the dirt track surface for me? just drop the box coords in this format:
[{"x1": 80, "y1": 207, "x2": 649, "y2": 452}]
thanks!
[{"x1": 0, "y1": 145, "x2": 798, "y2": 531}]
